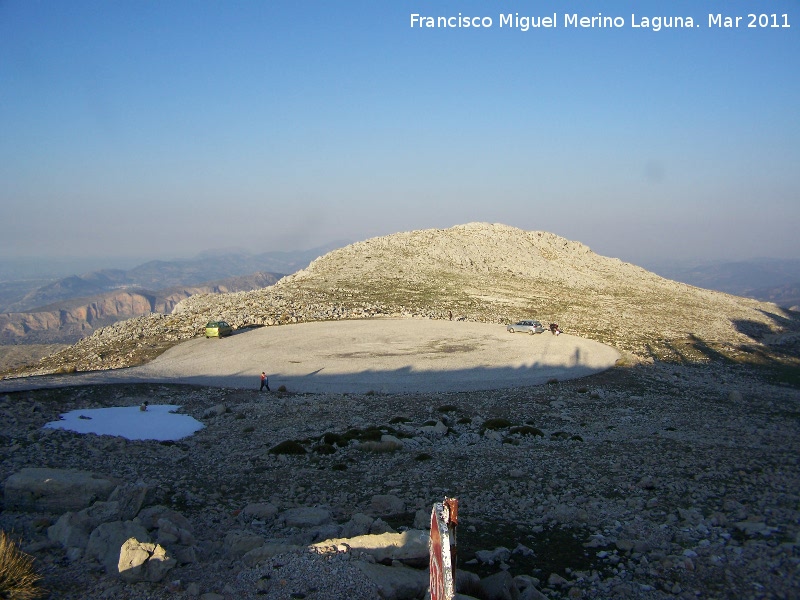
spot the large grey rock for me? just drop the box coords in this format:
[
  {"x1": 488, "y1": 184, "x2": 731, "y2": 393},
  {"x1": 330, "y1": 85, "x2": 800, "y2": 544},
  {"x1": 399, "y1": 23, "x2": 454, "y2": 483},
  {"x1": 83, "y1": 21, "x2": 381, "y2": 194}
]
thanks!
[
  {"x1": 223, "y1": 530, "x2": 265, "y2": 558},
  {"x1": 280, "y1": 507, "x2": 331, "y2": 528},
  {"x1": 370, "y1": 494, "x2": 405, "y2": 516},
  {"x1": 4, "y1": 468, "x2": 117, "y2": 512},
  {"x1": 108, "y1": 481, "x2": 148, "y2": 521},
  {"x1": 48, "y1": 500, "x2": 123, "y2": 550},
  {"x1": 86, "y1": 520, "x2": 151, "y2": 574},
  {"x1": 480, "y1": 570, "x2": 520, "y2": 600},
  {"x1": 48, "y1": 511, "x2": 93, "y2": 549},
  {"x1": 134, "y1": 505, "x2": 192, "y2": 532},
  {"x1": 340, "y1": 513, "x2": 374, "y2": 538},
  {"x1": 118, "y1": 538, "x2": 176, "y2": 583},
  {"x1": 311, "y1": 530, "x2": 429, "y2": 562},
  {"x1": 242, "y1": 502, "x2": 278, "y2": 521},
  {"x1": 354, "y1": 561, "x2": 429, "y2": 600}
]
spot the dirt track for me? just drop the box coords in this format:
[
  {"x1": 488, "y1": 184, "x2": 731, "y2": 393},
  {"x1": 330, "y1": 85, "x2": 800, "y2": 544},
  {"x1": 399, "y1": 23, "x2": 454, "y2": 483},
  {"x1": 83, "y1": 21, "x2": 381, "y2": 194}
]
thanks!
[{"x1": 0, "y1": 319, "x2": 620, "y2": 393}]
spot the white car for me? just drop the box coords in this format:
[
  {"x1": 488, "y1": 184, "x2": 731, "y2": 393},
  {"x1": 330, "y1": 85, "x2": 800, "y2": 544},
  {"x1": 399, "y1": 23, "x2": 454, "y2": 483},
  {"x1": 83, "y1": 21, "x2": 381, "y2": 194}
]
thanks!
[{"x1": 506, "y1": 320, "x2": 545, "y2": 334}]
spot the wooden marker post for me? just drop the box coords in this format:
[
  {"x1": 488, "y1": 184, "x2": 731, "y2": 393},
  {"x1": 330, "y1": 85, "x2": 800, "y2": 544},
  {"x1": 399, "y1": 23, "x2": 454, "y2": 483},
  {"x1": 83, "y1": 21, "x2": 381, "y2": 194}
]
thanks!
[{"x1": 429, "y1": 497, "x2": 458, "y2": 600}]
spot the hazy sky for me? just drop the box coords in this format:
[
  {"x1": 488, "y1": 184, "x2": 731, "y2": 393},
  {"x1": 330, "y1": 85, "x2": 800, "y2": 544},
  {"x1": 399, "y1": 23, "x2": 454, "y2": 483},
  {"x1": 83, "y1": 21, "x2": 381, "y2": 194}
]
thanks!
[{"x1": 1, "y1": 0, "x2": 798, "y2": 266}]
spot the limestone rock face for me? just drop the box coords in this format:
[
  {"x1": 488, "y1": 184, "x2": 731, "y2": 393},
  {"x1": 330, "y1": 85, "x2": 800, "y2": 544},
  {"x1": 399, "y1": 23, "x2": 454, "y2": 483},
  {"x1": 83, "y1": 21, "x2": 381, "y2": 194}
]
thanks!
[
  {"x1": 117, "y1": 538, "x2": 176, "y2": 583},
  {"x1": 3, "y1": 468, "x2": 117, "y2": 513}
]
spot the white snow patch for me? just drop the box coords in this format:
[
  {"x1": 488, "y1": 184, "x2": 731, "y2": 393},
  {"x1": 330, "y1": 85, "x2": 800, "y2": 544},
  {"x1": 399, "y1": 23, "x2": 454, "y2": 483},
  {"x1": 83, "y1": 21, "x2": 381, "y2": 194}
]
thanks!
[{"x1": 43, "y1": 404, "x2": 204, "y2": 441}]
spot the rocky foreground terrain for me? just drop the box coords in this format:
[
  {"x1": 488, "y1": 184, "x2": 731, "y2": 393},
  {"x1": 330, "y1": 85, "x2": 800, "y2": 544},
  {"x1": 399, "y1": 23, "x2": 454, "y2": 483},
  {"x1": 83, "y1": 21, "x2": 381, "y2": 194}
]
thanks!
[
  {"x1": 1, "y1": 358, "x2": 798, "y2": 599},
  {"x1": 1, "y1": 223, "x2": 798, "y2": 599}
]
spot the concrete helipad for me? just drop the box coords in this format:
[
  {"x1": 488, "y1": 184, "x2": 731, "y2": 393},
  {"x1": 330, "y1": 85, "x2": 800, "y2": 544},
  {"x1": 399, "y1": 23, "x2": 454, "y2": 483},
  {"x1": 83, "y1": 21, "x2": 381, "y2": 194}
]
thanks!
[{"x1": 0, "y1": 319, "x2": 620, "y2": 394}]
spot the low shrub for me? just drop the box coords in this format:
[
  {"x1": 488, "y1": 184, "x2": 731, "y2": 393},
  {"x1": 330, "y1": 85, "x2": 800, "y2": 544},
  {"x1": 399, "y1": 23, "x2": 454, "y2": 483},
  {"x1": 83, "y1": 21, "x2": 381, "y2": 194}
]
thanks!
[
  {"x1": 313, "y1": 443, "x2": 337, "y2": 455},
  {"x1": 268, "y1": 440, "x2": 307, "y2": 455},
  {"x1": 482, "y1": 418, "x2": 513, "y2": 430},
  {"x1": 509, "y1": 425, "x2": 544, "y2": 437},
  {"x1": 0, "y1": 530, "x2": 46, "y2": 600}
]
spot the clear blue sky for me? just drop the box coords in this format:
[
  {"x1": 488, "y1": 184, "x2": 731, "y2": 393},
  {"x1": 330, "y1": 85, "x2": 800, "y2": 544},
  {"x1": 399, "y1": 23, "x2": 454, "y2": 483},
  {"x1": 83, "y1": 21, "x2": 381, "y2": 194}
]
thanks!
[{"x1": 1, "y1": 0, "x2": 798, "y2": 266}]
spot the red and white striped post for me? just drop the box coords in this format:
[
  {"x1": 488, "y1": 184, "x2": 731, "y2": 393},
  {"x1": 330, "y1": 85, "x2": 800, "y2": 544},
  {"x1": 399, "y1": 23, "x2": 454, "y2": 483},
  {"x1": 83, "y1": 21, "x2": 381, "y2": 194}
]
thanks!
[{"x1": 429, "y1": 497, "x2": 458, "y2": 600}]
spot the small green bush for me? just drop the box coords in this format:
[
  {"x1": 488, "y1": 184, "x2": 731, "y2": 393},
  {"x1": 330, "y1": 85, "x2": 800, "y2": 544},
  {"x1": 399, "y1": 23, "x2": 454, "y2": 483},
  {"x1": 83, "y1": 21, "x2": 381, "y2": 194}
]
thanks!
[
  {"x1": 415, "y1": 453, "x2": 433, "y2": 461},
  {"x1": 456, "y1": 417, "x2": 472, "y2": 425},
  {"x1": 389, "y1": 416, "x2": 410, "y2": 424},
  {"x1": 482, "y1": 418, "x2": 513, "y2": 430},
  {"x1": 437, "y1": 405, "x2": 458, "y2": 413},
  {"x1": 242, "y1": 426, "x2": 255, "y2": 433},
  {"x1": 0, "y1": 530, "x2": 46, "y2": 600},
  {"x1": 313, "y1": 443, "x2": 337, "y2": 455},
  {"x1": 509, "y1": 425, "x2": 544, "y2": 437},
  {"x1": 268, "y1": 440, "x2": 307, "y2": 455}
]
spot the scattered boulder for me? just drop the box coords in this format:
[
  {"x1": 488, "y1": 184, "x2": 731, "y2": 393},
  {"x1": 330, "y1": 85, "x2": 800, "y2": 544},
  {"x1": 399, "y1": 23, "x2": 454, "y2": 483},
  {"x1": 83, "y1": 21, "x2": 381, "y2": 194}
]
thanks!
[
  {"x1": 280, "y1": 506, "x2": 331, "y2": 528},
  {"x1": 108, "y1": 481, "x2": 149, "y2": 520},
  {"x1": 223, "y1": 530, "x2": 265, "y2": 558},
  {"x1": 371, "y1": 494, "x2": 405, "y2": 516},
  {"x1": 479, "y1": 570, "x2": 519, "y2": 600},
  {"x1": 340, "y1": 513, "x2": 375, "y2": 538},
  {"x1": 118, "y1": 538, "x2": 176, "y2": 583},
  {"x1": 242, "y1": 502, "x2": 278, "y2": 521},
  {"x1": 354, "y1": 561, "x2": 429, "y2": 600},
  {"x1": 86, "y1": 520, "x2": 151, "y2": 574},
  {"x1": 202, "y1": 404, "x2": 227, "y2": 418},
  {"x1": 4, "y1": 468, "x2": 117, "y2": 512}
]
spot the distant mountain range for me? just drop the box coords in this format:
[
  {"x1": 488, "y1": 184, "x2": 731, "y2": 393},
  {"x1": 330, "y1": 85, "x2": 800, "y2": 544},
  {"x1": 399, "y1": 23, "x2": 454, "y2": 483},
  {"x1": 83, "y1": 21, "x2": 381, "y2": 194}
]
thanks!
[
  {"x1": 643, "y1": 258, "x2": 800, "y2": 310},
  {"x1": 0, "y1": 242, "x2": 346, "y2": 344}
]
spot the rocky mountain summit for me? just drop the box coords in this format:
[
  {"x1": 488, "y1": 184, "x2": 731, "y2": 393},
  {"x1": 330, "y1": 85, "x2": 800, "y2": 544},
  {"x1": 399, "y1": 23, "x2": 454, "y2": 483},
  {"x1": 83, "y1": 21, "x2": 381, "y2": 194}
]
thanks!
[{"x1": 18, "y1": 223, "x2": 799, "y2": 376}]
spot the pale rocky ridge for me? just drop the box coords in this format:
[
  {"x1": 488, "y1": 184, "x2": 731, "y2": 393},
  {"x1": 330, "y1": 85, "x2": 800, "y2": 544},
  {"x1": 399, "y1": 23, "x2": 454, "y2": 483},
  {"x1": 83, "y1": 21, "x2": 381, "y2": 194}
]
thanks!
[{"x1": 15, "y1": 223, "x2": 799, "y2": 376}]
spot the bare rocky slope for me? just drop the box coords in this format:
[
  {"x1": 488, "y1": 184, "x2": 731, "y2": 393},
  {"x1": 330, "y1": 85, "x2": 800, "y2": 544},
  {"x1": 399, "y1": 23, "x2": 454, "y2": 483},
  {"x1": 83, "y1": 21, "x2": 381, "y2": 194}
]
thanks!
[
  {"x1": 0, "y1": 272, "x2": 281, "y2": 347},
  {"x1": 18, "y1": 222, "x2": 799, "y2": 376}
]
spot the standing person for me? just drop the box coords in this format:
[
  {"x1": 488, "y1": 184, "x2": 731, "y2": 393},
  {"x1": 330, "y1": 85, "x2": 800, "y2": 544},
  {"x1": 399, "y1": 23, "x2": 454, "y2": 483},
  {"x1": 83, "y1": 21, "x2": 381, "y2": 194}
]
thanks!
[{"x1": 260, "y1": 372, "x2": 270, "y2": 392}]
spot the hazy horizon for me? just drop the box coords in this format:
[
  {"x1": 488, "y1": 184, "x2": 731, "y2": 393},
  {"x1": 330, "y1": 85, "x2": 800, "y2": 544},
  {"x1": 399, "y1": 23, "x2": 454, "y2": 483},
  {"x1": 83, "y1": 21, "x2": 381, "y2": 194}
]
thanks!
[{"x1": 2, "y1": 1, "x2": 798, "y2": 267}]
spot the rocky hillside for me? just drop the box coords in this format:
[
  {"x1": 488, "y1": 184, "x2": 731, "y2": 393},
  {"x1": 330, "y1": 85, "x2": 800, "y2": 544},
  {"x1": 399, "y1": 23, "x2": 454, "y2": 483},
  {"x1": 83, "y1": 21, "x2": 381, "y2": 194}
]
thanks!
[
  {"x1": 22, "y1": 223, "x2": 800, "y2": 375},
  {"x1": 0, "y1": 272, "x2": 281, "y2": 345}
]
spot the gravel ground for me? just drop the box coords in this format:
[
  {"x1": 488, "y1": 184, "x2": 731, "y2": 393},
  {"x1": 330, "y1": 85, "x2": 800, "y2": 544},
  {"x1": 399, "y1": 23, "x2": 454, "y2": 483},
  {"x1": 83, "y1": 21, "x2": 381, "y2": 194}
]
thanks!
[{"x1": 0, "y1": 319, "x2": 620, "y2": 394}]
